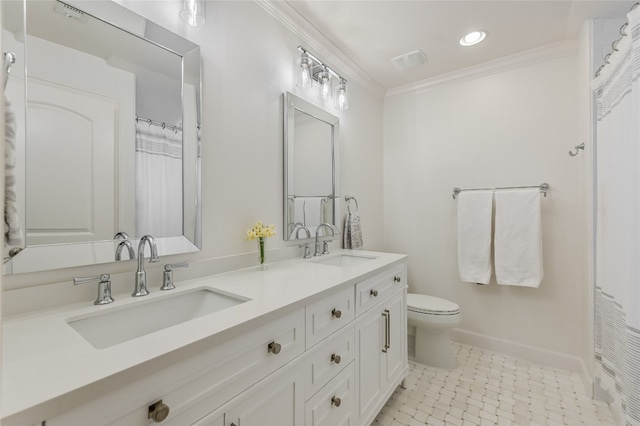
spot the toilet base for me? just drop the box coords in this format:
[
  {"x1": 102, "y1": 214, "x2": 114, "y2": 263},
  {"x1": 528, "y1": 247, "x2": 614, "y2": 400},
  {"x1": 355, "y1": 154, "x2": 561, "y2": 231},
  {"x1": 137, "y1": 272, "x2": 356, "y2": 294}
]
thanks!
[{"x1": 414, "y1": 327, "x2": 457, "y2": 369}]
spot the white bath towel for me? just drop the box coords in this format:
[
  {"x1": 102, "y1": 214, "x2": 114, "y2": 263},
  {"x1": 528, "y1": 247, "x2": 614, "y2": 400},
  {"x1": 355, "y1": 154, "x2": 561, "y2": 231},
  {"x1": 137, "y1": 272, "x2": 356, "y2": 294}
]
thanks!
[
  {"x1": 4, "y1": 95, "x2": 23, "y2": 250},
  {"x1": 457, "y1": 191, "x2": 493, "y2": 284},
  {"x1": 292, "y1": 198, "x2": 305, "y2": 227},
  {"x1": 494, "y1": 189, "x2": 543, "y2": 288},
  {"x1": 304, "y1": 198, "x2": 324, "y2": 236},
  {"x1": 344, "y1": 210, "x2": 363, "y2": 249}
]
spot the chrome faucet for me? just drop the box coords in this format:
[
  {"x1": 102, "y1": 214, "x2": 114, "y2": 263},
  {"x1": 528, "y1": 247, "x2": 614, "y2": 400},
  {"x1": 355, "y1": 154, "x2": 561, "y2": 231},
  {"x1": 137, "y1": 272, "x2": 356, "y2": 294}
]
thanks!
[
  {"x1": 315, "y1": 223, "x2": 337, "y2": 256},
  {"x1": 133, "y1": 235, "x2": 159, "y2": 297},
  {"x1": 115, "y1": 239, "x2": 135, "y2": 261},
  {"x1": 292, "y1": 223, "x2": 312, "y2": 259}
]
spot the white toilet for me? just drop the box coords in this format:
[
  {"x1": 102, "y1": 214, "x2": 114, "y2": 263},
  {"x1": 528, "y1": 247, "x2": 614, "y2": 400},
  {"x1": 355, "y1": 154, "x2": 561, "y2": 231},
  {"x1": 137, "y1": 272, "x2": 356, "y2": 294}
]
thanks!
[{"x1": 407, "y1": 293, "x2": 462, "y2": 369}]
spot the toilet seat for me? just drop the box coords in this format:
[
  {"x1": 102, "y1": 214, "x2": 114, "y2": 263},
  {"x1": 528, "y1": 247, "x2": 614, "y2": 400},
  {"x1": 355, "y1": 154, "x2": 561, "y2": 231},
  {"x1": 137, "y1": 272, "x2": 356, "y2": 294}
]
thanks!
[{"x1": 407, "y1": 293, "x2": 460, "y2": 316}]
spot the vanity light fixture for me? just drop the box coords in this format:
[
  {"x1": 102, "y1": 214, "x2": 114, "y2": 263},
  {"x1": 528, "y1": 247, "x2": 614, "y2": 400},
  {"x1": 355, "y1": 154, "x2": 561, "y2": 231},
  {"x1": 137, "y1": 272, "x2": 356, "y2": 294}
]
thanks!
[
  {"x1": 460, "y1": 30, "x2": 487, "y2": 46},
  {"x1": 296, "y1": 46, "x2": 349, "y2": 111},
  {"x1": 180, "y1": 0, "x2": 206, "y2": 27}
]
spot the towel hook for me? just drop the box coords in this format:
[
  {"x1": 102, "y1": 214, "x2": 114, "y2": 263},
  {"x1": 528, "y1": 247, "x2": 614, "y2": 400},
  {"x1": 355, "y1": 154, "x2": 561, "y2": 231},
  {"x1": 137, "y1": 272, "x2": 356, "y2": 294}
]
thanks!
[
  {"x1": 569, "y1": 143, "x2": 585, "y2": 157},
  {"x1": 345, "y1": 195, "x2": 358, "y2": 213},
  {"x1": 3, "y1": 51, "x2": 16, "y2": 91}
]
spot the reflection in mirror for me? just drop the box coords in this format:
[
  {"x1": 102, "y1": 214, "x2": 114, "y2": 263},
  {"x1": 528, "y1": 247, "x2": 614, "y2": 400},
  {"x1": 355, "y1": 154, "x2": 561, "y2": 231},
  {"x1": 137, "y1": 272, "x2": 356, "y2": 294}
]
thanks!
[
  {"x1": 1, "y1": 0, "x2": 201, "y2": 274},
  {"x1": 283, "y1": 92, "x2": 340, "y2": 241}
]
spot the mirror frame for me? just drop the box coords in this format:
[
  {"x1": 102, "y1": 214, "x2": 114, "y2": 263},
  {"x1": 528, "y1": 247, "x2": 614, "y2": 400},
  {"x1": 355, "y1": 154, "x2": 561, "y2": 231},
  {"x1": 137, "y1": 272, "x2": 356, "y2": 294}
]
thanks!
[
  {"x1": 3, "y1": 0, "x2": 202, "y2": 274},
  {"x1": 283, "y1": 92, "x2": 340, "y2": 241}
]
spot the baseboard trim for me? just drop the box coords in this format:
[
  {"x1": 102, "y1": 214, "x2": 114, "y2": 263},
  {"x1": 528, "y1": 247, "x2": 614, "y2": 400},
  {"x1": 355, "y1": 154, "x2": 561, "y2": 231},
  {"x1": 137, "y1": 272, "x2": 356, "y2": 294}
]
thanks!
[{"x1": 450, "y1": 328, "x2": 591, "y2": 391}]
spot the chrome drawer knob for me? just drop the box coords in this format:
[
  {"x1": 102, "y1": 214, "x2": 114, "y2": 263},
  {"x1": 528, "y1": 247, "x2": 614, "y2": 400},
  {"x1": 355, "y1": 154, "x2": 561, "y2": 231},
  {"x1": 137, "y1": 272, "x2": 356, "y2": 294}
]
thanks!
[
  {"x1": 370, "y1": 289, "x2": 379, "y2": 297},
  {"x1": 332, "y1": 308, "x2": 342, "y2": 319},
  {"x1": 148, "y1": 400, "x2": 170, "y2": 423},
  {"x1": 331, "y1": 396, "x2": 342, "y2": 407},
  {"x1": 268, "y1": 341, "x2": 282, "y2": 355},
  {"x1": 331, "y1": 353, "x2": 341, "y2": 364},
  {"x1": 394, "y1": 276, "x2": 401, "y2": 283}
]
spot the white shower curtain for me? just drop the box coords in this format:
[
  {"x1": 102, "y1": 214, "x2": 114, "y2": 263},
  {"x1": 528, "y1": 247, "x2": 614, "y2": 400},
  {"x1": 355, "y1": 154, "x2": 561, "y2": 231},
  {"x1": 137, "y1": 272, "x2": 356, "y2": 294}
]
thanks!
[
  {"x1": 135, "y1": 121, "x2": 183, "y2": 238},
  {"x1": 592, "y1": 6, "x2": 640, "y2": 425}
]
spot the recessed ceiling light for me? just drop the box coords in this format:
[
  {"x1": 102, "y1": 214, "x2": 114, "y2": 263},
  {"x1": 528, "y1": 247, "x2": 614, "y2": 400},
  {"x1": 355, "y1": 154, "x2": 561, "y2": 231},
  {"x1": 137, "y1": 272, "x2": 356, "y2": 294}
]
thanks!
[{"x1": 460, "y1": 30, "x2": 487, "y2": 47}]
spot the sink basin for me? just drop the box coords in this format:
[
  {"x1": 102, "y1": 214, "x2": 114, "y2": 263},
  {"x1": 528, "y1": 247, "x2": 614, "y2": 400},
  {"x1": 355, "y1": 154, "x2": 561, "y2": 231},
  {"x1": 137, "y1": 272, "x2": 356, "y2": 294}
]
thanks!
[
  {"x1": 67, "y1": 288, "x2": 249, "y2": 349},
  {"x1": 313, "y1": 254, "x2": 376, "y2": 267}
]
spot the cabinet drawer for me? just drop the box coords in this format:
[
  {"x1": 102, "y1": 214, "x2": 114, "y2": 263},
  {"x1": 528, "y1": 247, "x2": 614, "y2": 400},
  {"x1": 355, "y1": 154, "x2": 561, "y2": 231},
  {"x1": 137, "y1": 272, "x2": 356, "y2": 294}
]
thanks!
[
  {"x1": 355, "y1": 264, "x2": 405, "y2": 316},
  {"x1": 306, "y1": 286, "x2": 354, "y2": 349},
  {"x1": 305, "y1": 361, "x2": 355, "y2": 426},
  {"x1": 46, "y1": 309, "x2": 305, "y2": 426},
  {"x1": 304, "y1": 324, "x2": 355, "y2": 400}
]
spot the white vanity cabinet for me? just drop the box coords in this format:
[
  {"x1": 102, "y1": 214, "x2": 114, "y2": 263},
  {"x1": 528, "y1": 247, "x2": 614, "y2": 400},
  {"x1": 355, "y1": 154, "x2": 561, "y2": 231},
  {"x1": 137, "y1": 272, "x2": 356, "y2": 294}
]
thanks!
[{"x1": 13, "y1": 256, "x2": 408, "y2": 426}]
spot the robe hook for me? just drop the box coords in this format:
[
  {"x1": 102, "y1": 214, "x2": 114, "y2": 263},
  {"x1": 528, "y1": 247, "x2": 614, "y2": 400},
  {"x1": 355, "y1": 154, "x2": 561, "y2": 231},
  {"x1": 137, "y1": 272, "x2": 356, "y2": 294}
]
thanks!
[{"x1": 569, "y1": 143, "x2": 585, "y2": 157}]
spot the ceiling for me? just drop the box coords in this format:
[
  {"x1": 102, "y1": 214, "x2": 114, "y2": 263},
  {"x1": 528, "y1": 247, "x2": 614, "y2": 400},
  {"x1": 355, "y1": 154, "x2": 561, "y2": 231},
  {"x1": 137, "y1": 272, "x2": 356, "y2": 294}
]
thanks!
[{"x1": 286, "y1": 0, "x2": 636, "y2": 90}]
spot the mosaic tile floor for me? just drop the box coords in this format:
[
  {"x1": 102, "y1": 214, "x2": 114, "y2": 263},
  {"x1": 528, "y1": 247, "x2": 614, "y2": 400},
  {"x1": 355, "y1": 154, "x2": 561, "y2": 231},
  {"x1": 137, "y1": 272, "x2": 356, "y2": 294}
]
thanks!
[{"x1": 373, "y1": 343, "x2": 616, "y2": 426}]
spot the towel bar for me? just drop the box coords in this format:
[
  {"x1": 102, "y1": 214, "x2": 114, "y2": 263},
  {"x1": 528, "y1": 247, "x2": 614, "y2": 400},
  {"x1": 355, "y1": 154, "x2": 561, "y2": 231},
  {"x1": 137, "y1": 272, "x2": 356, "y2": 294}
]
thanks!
[{"x1": 452, "y1": 183, "x2": 549, "y2": 199}]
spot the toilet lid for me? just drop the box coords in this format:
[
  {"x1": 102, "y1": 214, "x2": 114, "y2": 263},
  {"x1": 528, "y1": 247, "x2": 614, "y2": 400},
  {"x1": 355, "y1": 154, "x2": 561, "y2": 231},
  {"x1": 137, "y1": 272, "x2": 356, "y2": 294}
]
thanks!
[{"x1": 407, "y1": 293, "x2": 460, "y2": 316}]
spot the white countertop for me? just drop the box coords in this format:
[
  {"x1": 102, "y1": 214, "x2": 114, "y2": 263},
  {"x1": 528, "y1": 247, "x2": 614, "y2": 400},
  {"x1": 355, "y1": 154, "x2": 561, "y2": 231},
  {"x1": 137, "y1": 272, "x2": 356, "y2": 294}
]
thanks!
[{"x1": 2, "y1": 250, "x2": 406, "y2": 423}]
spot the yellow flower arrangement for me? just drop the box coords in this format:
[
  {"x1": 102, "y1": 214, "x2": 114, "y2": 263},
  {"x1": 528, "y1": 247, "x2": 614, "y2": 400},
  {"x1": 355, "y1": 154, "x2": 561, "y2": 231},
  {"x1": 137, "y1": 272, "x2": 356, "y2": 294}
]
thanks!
[
  {"x1": 245, "y1": 221, "x2": 276, "y2": 240},
  {"x1": 246, "y1": 221, "x2": 276, "y2": 269}
]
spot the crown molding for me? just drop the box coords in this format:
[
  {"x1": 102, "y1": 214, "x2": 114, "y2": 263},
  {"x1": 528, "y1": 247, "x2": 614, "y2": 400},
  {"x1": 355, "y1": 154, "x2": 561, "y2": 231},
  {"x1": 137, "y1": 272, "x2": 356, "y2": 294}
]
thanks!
[
  {"x1": 385, "y1": 40, "x2": 579, "y2": 100},
  {"x1": 255, "y1": 0, "x2": 386, "y2": 99}
]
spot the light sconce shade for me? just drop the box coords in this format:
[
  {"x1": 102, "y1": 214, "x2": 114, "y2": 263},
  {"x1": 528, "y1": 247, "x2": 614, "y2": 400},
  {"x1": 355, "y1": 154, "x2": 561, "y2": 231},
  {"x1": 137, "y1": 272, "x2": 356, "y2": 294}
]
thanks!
[
  {"x1": 297, "y1": 52, "x2": 314, "y2": 90},
  {"x1": 334, "y1": 79, "x2": 349, "y2": 111},
  {"x1": 318, "y1": 67, "x2": 331, "y2": 100},
  {"x1": 180, "y1": 0, "x2": 206, "y2": 27}
]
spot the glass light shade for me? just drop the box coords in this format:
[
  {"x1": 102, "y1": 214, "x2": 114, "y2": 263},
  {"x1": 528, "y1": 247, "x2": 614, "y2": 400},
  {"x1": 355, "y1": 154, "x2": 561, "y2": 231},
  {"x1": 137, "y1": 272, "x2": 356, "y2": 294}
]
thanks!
[
  {"x1": 334, "y1": 80, "x2": 348, "y2": 111},
  {"x1": 297, "y1": 53, "x2": 313, "y2": 90},
  {"x1": 318, "y1": 68, "x2": 331, "y2": 100},
  {"x1": 180, "y1": 0, "x2": 206, "y2": 27}
]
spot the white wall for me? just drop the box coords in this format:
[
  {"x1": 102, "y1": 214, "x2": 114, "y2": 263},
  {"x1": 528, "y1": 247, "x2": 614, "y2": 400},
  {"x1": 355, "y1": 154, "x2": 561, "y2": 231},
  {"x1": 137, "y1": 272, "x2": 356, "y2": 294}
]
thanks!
[
  {"x1": 383, "y1": 53, "x2": 589, "y2": 373},
  {"x1": 2, "y1": 1, "x2": 385, "y2": 314}
]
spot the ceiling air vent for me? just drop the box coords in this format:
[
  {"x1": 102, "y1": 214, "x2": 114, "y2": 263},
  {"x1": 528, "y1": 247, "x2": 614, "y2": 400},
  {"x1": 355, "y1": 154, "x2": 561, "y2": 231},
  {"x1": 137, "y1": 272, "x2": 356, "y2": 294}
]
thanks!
[{"x1": 391, "y1": 49, "x2": 427, "y2": 71}]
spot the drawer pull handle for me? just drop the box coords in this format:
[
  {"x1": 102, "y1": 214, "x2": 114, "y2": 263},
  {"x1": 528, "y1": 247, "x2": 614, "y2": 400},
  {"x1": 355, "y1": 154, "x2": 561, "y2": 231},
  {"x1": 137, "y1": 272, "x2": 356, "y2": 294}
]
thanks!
[
  {"x1": 148, "y1": 400, "x2": 170, "y2": 423},
  {"x1": 331, "y1": 353, "x2": 342, "y2": 364},
  {"x1": 394, "y1": 275, "x2": 401, "y2": 283},
  {"x1": 331, "y1": 396, "x2": 342, "y2": 407},
  {"x1": 268, "y1": 341, "x2": 282, "y2": 355},
  {"x1": 370, "y1": 289, "x2": 379, "y2": 297},
  {"x1": 332, "y1": 308, "x2": 342, "y2": 319}
]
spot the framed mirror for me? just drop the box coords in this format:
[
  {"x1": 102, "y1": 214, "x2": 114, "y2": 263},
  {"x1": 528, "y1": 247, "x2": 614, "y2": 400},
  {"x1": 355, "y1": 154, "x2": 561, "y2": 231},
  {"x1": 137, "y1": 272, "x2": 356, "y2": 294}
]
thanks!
[
  {"x1": 283, "y1": 92, "x2": 340, "y2": 241},
  {"x1": 2, "y1": 0, "x2": 202, "y2": 274}
]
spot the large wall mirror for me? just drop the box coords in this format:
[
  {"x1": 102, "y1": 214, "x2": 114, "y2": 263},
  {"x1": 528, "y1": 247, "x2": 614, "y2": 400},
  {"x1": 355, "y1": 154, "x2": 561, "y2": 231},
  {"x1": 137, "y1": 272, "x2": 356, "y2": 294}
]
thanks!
[
  {"x1": 2, "y1": 0, "x2": 202, "y2": 274},
  {"x1": 283, "y1": 92, "x2": 340, "y2": 241}
]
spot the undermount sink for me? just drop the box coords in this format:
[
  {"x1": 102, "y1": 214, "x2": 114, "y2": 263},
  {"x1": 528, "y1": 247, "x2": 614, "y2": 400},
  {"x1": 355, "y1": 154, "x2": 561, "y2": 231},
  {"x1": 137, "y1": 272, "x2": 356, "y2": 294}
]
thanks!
[
  {"x1": 67, "y1": 288, "x2": 249, "y2": 349},
  {"x1": 312, "y1": 253, "x2": 377, "y2": 267}
]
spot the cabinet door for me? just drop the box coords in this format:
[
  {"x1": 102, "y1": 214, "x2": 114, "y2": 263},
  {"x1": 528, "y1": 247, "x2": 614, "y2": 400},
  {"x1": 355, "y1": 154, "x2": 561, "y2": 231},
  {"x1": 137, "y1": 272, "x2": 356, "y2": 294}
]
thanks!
[
  {"x1": 382, "y1": 290, "x2": 407, "y2": 385},
  {"x1": 224, "y1": 366, "x2": 304, "y2": 426},
  {"x1": 355, "y1": 304, "x2": 384, "y2": 421},
  {"x1": 355, "y1": 288, "x2": 408, "y2": 426}
]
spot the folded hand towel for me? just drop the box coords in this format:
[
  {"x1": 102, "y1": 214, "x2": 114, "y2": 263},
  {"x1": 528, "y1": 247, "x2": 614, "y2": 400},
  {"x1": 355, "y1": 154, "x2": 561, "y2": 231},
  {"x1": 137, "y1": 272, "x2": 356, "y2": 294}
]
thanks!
[
  {"x1": 304, "y1": 198, "x2": 323, "y2": 236},
  {"x1": 344, "y1": 210, "x2": 363, "y2": 249},
  {"x1": 4, "y1": 95, "x2": 23, "y2": 249},
  {"x1": 494, "y1": 189, "x2": 543, "y2": 288},
  {"x1": 457, "y1": 191, "x2": 493, "y2": 284},
  {"x1": 292, "y1": 198, "x2": 305, "y2": 227}
]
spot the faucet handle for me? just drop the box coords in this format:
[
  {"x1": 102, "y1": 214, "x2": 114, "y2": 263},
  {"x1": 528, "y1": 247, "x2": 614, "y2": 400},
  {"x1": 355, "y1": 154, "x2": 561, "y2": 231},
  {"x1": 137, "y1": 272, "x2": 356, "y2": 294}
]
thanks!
[
  {"x1": 161, "y1": 262, "x2": 189, "y2": 290},
  {"x1": 74, "y1": 273, "x2": 114, "y2": 305}
]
